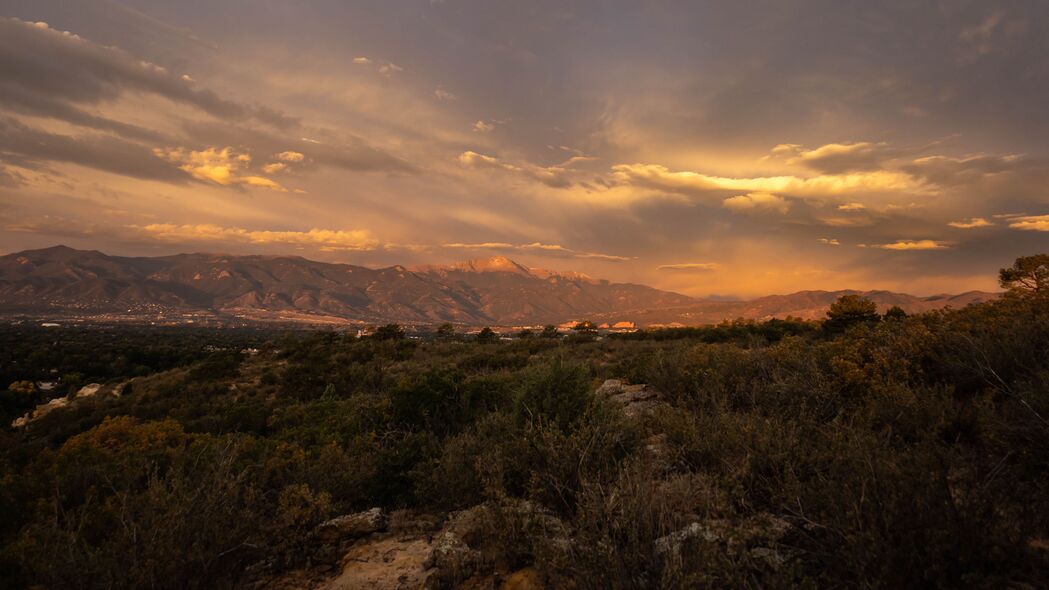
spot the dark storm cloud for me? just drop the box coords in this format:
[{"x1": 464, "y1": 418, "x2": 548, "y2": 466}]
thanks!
[
  {"x1": 0, "y1": 17, "x2": 298, "y2": 130},
  {"x1": 0, "y1": 116, "x2": 189, "y2": 183}
]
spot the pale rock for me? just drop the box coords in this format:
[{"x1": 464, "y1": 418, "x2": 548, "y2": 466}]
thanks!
[{"x1": 76, "y1": 383, "x2": 103, "y2": 398}]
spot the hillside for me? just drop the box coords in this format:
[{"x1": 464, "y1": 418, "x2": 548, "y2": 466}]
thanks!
[
  {"x1": 0, "y1": 247, "x2": 693, "y2": 325},
  {"x1": 0, "y1": 246, "x2": 999, "y2": 326}
]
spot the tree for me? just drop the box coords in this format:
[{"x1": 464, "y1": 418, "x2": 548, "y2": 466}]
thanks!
[
  {"x1": 435, "y1": 323, "x2": 456, "y2": 340},
  {"x1": 372, "y1": 324, "x2": 406, "y2": 340},
  {"x1": 825, "y1": 295, "x2": 880, "y2": 332},
  {"x1": 540, "y1": 325, "x2": 560, "y2": 339},
  {"x1": 476, "y1": 327, "x2": 498, "y2": 343},
  {"x1": 517, "y1": 329, "x2": 535, "y2": 339},
  {"x1": 999, "y1": 254, "x2": 1049, "y2": 299},
  {"x1": 884, "y1": 305, "x2": 908, "y2": 321}
]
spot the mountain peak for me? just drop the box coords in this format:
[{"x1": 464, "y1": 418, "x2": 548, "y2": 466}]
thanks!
[{"x1": 412, "y1": 256, "x2": 534, "y2": 276}]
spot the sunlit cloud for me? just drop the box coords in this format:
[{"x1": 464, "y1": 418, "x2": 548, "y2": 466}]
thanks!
[
  {"x1": 276, "y1": 151, "x2": 305, "y2": 163},
  {"x1": 948, "y1": 217, "x2": 992, "y2": 229},
  {"x1": 838, "y1": 202, "x2": 867, "y2": 211},
  {"x1": 442, "y1": 241, "x2": 632, "y2": 261},
  {"x1": 458, "y1": 151, "x2": 582, "y2": 188},
  {"x1": 876, "y1": 240, "x2": 950, "y2": 250},
  {"x1": 1008, "y1": 215, "x2": 1049, "y2": 232},
  {"x1": 154, "y1": 147, "x2": 286, "y2": 191},
  {"x1": 133, "y1": 223, "x2": 380, "y2": 251},
  {"x1": 610, "y1": 163, "x2": 922, "y2": 198},
  {"x1": 434, "y1": 88, "x2": 457, "y2": 101},
  {"x1": 473, "y1": 120, "x2": 496, "y2": 133},
  {"x1": 722, "y1": 192, "x2": 791, "y2": 215},
  {"x1": 817, "y1": 238, "x2": 841, "y2": 246},
  {"x1": 657, "y1": 263, "x2": 720, "y2": 272}
]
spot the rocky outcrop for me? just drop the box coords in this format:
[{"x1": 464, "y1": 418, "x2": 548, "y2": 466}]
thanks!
[
  {"x1": 11, "y1": 382, "x2": 124, "y2": 428},
  {"x1": 654, "y1": 513, "x2": 794, "y2": 571},
  {"x1": 595, "y1": 379, "x2": 666, "y2": 418},
  {"x1": 299, "y1": 501, "x2": 560, "y2": 590},
  {"x1": 75, "y1": 383, "x2": 103, "y2": 398},
  {"x1": 313, "y1": 508, "x2": 388, "y2": 545}
]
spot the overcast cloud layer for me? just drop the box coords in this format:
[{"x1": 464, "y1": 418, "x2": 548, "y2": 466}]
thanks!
[{"x1": 1, "y1": 0, "x2": 1047, "y2": 297}]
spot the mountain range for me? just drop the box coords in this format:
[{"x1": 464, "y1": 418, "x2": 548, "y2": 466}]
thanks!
[{"x1": 0, "y1": 246, "x2": 999, "y2": 326}]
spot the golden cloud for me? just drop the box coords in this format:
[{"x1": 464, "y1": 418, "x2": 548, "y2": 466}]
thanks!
[
  {"x1": 1008, "y1": 215, "x2": 1049, "y2": 231},
  {"x1": 817, "y1": 238, "x2": 841, "y2": 246},
  {"x1": 154, "y1": 147, "x2": 286, "y2": 191},
  {"x1": 458, "y1": 151, "x2": 579, "y2": 188},
  {"x1": 876, "y1": 240, "x2": 950, "y2": 250},
  {"x1": 657, "y1": 262, "x2": 720, "y2": 271},
  {"x1": 441, "y1": 241, "x2": 632, "y2": 261},
  {"x1": 276, "y1": 151, "x2": 305, "y2": 163},
  {"x1": 610, "y1": 163, "x2": 921, "y2": 198},
  {"x1": 722, "y1": 192, "x2": 791, "y2": 214},
  {"x1": 948, "y1": 217, "x2": 993, "y2": 229},
  {"x1": 134, "y1": 223, "x2": 379, "y2": 251}
]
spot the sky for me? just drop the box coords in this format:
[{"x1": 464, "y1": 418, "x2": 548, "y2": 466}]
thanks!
[{"x1": 1, "y1": 0, "x2": 1048, "y2": 297}]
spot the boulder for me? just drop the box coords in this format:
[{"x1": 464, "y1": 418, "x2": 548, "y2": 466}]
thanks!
[
  {"x1": 76, "y1": 383, "x2": 103, "y2": 398},
  {"x1": 595, "y1": 379, "x2": 666, "y2": 418},
  {"x1": 32, "y1": 397, "x2": 69, "y2": 419},
  {"x1": 312, "y1": 508, "x2": 388, "y2": 545}
]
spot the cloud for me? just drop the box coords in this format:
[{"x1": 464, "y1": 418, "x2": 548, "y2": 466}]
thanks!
[
  {"x1": 261, "y1": 151, "x2": 306, "y2": 174},
  {"x1": 657, "y1": 263, "x2": 720, "y2": 272},
  {"x1": 352, "y1": 57, "x2": 372, "y2": 65},
  {"x1": 876, "y1": 240, "x2": 950, "y2": 250},
  {"x1": 134, "y1": 223, "x2": 380, "y2": 251},
  {"x1": 441, "y1": 241, "x2": 631, "y2": 262},
  {"x1": 610, "y1": 163, "x2": 921, "y2": 198},
  {"x1": 0, "y1": 163, "x2": 27, "y2": 187},
  {"x1": 901, "y1": 154, "x2": 1044, "y2": 187},
  {"x1": 838, "y1": 202, "x2": 867, "y2": 211},
  {"x1": 179, "y1": 120, "x2": 416, "y2": 174},
  {"x1": 948, "y1": 217, "x2": 992, "y2": 229},
  {"x1": 1008, "y1": 215, "x2": 1049, "y2": 232},
  {"x1": 0, "y1": 17, "x2": 298, "y2": 130},
  {"x1": 473, "y1": 120, "x2": 496, "y2": 133},
  {"x1": 276, "y1": 151, "x2": 306, "y2": 163},
  {"x1": 0, "y1": 116, "x2": 188, "y2": 182},
  {"x1": 434, "y1": 88, "x2": 457, "y2": 101},
  {"x1": 774, "y1": 141, "x2": 918, "y2": 174},
  {"x1": 154, "y1": 147, "x2": 286, "y2": 191},
  {"x1": 443, "y1": 242, "x2": 515, "y2": 250},
  {"x1": 817, "y1": 238, "x2": 841, "y2": 246},
  {"x1": 458, "y1": 151, "x2": 581, "y2": 188},
  {"x1": 722, "y1": 192, "x2": 791, "y2": 214}
]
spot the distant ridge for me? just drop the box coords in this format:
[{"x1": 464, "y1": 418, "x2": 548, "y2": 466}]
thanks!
[{"x1": 0, "y1": 246, "x2": 999, "y2": 326}]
